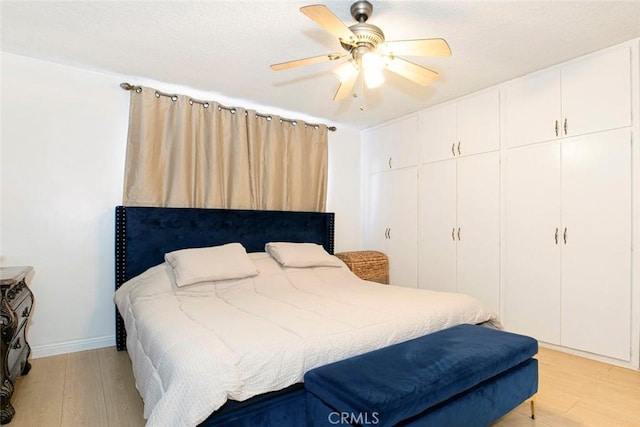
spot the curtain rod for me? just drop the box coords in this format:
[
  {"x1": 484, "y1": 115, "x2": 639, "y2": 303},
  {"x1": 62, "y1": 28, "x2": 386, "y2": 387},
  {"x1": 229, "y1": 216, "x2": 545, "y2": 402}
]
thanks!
[{"x1": 120, "y1": 82, "x2": 337, "y2": 132}]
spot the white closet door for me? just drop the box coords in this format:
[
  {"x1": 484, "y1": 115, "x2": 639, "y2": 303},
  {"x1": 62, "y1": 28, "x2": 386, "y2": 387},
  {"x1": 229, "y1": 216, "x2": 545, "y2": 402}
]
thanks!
[
  {"x1": 561, "y1": 129, "x2": 632, "y2": 361},
  {"x1": 456, "y1": 152, "x2": 500, "y2": 314},
  {"x1": 503, "y1": 70, "x2": 562, "y2": 148},
  {"x1": 561, "y1": 47, "x2": 632, "y2": 138},
  {"x1": 504, "y1": 143, "x2": 562, "y2": 344},
  {"x1": 388, "y1": 116, "x2": 419, "y2": 169},
  {"x1": 363, "y1": 126, "x2": 392, "y2": 173},
  {"x1": 456, "y1": 89, "x2": 500, "y2": 156},
  {"x1": 418, "y1": 160, "x2": 457, "y2": 292},
  {"x1": 388, "y1": 167, "x2": 418, "y2": 287},
  {"x1": 419, "y1": 103, "x2": 457, "y2": 163},
  {"x1": 364, "y1": 171, "x2": 391, "y2": 253}
]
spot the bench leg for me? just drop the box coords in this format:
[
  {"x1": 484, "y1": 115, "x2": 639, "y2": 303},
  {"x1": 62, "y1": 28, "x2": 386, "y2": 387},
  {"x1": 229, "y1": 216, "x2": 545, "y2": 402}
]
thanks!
[{"x1": 530, "y1": 398, "x2": 536, "y2": 420}]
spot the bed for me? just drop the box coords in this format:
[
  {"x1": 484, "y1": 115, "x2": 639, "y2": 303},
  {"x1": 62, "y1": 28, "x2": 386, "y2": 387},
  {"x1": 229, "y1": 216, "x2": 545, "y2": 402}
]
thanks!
[{"x1": 114, "y1": 206, "x2": 500, "y2": 426}]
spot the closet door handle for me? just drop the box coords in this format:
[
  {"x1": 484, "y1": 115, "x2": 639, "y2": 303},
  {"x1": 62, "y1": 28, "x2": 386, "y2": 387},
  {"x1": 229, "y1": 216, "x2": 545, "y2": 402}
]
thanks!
[
  {"x1": 451, "y1": 143, "x2": 456, "y2": 156},
  {"x1": 388, "y1": 228, "x2": 391, "y2": 239},
  {"x1": 451, "y1": 228, "x2": 456, "y2": 241},
  {"x1": 555, "y1": 120, "x2": 559, "y2": 137},
  {"x1": 384, "y1": 228, "x2": 388, "y2": 239},
  {"x1": 457, "y1": 142, "x2": 461, "y2": 155},
  {"x1": 563, "y1": 227, "x2": 567, "y2": 244},
  {"x1": 554, "y1": 228, "x2": 558, "y2": 244},
  {"x1": 457, "y1": 227, "x2": 461, "y2": 241},
  {"x1": 388, "y1": 157, "x2": 392, "y2": 169},
  {"x1": 564, "y1": 118, "x2": 568, "y2": 135}
]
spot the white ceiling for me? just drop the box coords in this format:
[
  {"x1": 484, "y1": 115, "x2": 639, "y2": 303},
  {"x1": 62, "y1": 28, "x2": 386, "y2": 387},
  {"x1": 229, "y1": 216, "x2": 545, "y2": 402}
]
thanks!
[{"x1": 2, "y1": 1, "x2": 640, "y2": 130}]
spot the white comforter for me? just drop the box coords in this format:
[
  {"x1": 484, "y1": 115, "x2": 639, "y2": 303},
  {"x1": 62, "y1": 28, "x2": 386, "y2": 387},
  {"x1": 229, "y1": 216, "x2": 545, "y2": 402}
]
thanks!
[{"x1": 114, "y1": 252, "x2": 500, "y2": 426}]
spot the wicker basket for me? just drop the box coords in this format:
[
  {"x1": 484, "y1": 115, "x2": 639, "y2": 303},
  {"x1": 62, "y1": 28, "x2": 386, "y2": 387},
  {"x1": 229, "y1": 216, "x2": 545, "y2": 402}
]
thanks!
[{"x1": 335, "y1": 251, "x2": 389, "y2": 285}]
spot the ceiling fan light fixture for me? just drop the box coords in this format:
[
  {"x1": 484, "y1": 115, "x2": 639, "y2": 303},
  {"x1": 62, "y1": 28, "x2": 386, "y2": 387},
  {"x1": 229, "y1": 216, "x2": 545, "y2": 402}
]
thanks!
[
  {"x1": 362, "y1": 51, "x2": 385, "y2": 88},
  {"x1": 333, "y1": 60, "x2": 359, "y2": 83}
]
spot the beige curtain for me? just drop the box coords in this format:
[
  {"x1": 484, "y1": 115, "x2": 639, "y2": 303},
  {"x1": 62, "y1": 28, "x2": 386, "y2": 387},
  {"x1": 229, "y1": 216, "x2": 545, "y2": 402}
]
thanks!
[
  {"x1": 123, "y1": 86, "x2": 327, "y2": 211},
  {"x1": 246, "y1": 112, "x2": 327, "y2": 211}
]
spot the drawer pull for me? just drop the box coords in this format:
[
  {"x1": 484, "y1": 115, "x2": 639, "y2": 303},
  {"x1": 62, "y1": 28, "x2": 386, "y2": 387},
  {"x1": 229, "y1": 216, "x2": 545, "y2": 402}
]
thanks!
[
  {"x1": 457, "y1": 142, "x2": 461, "y2": 155},
  {"x1": 563, "y1": 227, "x2": 568, "y2": 244},
  {"x1": 13, "y1": 340, "x2": 21, "y2": 350},
  {"x1": 22, "y1": 307, "x2": 30, "y2": 318},
  {"x1": 451, "y1": 228, "x2": 455, "y2": 241},
  {"x1": 554, "y1": 227, "x2": 558, "y2": 244},
  {"x1": 564, "y1": 118, "x2": 568, "y2": 135},
  {"x1": 555, "y1": 120, "x2": 558, "y2": 137},
  {"x1": 451, "y1": 143, "x2": 456, "y2": 156}
]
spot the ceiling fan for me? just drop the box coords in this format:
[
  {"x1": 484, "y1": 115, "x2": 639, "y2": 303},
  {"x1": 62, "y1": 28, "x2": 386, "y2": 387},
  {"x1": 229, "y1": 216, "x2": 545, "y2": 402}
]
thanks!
[{"x1": 270, "y1": 1, "x2": 451, "y2": 101}]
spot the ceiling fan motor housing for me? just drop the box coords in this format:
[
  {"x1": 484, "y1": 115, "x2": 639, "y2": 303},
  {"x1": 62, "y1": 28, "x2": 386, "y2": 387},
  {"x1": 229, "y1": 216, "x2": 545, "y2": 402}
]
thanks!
[
  {"x1": 350, "y1": 0, "x2": 373, "y2": 22},
  {"x1": 341, "y1": 1, "x2": 386, "y2": 61},
  {"x1": 341, "y1": 22, "x2": 385, "y2": 56}
]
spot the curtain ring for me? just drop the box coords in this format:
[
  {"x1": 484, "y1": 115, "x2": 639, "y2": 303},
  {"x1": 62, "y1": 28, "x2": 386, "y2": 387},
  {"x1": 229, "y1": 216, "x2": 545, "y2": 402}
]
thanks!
[
  {"x1": 189, "y1": 99, "x2": 193, "y2": 105},
  {"x1": 155, "y1": 91, "x2": 160, "y2": 98},
  {"x1": 292, "y1": 121, "x2": 297, "y2": 126},
  {"x1": 135, "y1": 87, "x2": 142, "y2": 93},
  {"x1": 171, "y1": 95, "x2": 178, "y2": 102},
  {"x1": 230, "y1": 108, "x2": 236, "y2": 114},
  {"x1": 203, "y1": 102, "x2": 209, "y2": 108}
]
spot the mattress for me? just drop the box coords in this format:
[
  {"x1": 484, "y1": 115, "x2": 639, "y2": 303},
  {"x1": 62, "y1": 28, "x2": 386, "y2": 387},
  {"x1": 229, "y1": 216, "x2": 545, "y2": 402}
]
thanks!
[{"x1": 114, "y1": 252, "x2": 499, "y2": 426}]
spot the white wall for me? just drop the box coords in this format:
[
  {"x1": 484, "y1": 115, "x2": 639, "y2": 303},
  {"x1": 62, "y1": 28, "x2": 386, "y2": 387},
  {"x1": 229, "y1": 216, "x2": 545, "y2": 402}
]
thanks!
[
  {"x1": 327, "y1": 126, "x2": 362, "y2": 252},
  {"x1": 0, "y1": 52, "x2": 362, "y2": 357}
]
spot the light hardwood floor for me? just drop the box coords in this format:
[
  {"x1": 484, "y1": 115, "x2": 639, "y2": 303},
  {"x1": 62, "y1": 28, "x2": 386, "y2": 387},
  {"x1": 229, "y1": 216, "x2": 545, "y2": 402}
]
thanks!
[{"x1": 7, "y1": 346, "x2": 640, "y2": 426}]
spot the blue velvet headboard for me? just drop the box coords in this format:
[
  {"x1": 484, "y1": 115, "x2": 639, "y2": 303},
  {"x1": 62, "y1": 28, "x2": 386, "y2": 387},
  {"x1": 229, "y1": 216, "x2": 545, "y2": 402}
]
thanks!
[{"x1": 114, "y1": 206, "x2": 335, "y2": 350}]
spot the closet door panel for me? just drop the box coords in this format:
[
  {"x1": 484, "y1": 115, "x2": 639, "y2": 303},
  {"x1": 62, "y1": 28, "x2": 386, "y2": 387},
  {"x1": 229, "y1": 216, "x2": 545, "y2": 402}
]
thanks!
[
  {"x1": 388, "y1": 116, "x2": 419, "y2": 169},
  {"x1": 457, "y1": 90, "x2": 500, "y2": 156},
  {"x1": 456, "y1": 152, "x2": 500, "y2": 314},
  {"x1": 561, "y1": 129, "x2": 632, "y2": 361},
  {"x1": 364, "y1": 171, "x2": 391, "y2": 253},
  {"x1": 503, "y1": 70, "x2": 562, "y2": 148},
  {"x1": 504, "y1": 143, "x2": 562, "y2": 344},
  {"x1": 418, "y1": 161, "x2": 457, "y2": 292},
  {"x1": 388, "y1": 167, "x2": 418, "y2": 287},
  {"x1": 363, "y1": 126, "x2": 391, "y2": 173},
  {"x1": 561, "y1": 47, "x2": 632, "y2": 138},
  {"x1": 419, "y1": 103, "x2": 457, "y2": 163}
]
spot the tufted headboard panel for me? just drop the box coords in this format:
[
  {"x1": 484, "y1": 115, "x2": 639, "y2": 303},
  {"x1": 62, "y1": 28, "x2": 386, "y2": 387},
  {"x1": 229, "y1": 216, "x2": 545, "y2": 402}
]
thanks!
[{"x1": 114, "y1": 206, "x2": 335, "y2": 350}]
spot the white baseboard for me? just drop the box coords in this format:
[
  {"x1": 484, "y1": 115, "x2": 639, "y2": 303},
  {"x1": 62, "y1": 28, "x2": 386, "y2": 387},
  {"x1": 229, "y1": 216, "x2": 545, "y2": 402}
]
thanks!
[{"x1": 31, "y1": 335, "x2": 115, "y2": 358}]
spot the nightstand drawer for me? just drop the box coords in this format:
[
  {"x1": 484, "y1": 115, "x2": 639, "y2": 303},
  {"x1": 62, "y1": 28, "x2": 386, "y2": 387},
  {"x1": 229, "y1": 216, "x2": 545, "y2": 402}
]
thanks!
[
  {"x1": 335, "y1": 251, "x2": 389, "y2": 284},
  {"x1": 7, "y1": 323, "x2": 29, "y2": 381},
  {"x1": 12, "y1": 291, "x2": 33, "y2": 333}
]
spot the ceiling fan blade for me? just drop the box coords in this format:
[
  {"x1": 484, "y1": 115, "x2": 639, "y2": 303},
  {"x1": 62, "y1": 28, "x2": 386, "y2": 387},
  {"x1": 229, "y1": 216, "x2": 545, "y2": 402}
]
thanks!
[
  {"x1": 383, "y1": 38, "x2": 452, "y2": 57},
  {"x1": 385, "y1": 57, "x2": 439, "y2": 86},
  {"x1": 271, "y1": 53, "x2": 346, "y2": 71},
  {"x1": 300, "y1": 5, "x2": 356, "y2": 45},
  {"x1": 333, "y1": 60, "x2": 359, "y2": 101}
]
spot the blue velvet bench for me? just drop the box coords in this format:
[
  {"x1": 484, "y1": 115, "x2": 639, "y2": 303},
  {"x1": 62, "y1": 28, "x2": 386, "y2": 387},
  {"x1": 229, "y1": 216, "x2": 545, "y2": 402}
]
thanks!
[{"x1": 304, "y1": 324, "x2": 538, "y2": 426}]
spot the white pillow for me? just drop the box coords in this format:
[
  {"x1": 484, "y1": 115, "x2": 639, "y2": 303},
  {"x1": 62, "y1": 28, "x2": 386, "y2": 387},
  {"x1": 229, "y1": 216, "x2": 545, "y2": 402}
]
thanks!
[
  {"x1": 165, "y1": 243, "x2": 258, "y2": 287},
  {"x1": 265, "y1": 242, "x2": 342, "y2": 268}
]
